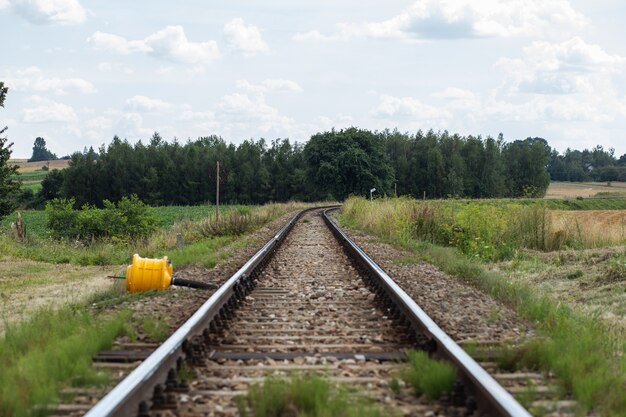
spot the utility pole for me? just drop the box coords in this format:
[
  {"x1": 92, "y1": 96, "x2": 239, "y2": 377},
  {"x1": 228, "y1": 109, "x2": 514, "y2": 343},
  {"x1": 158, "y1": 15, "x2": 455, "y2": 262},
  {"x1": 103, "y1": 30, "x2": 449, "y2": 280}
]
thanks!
[{"x1": 216, "y1": 161, "x2": 220, "y2": 223}]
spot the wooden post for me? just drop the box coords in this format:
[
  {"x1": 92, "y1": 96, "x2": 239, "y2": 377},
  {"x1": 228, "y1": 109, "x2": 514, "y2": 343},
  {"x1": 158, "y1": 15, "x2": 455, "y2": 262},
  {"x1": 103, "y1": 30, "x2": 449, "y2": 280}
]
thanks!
[
  {"x1": 14, "y1": 211, "x2": 25, "y2": 240},
  {"x1": 423, "y1": 191, "x2": 426, "y2": 201},
  {"x1": 216, "y1": 161, "x2": 220, "y2": 224},
  {"x1": 176, "y1": 233, "x2": 183, "y2": 251}
]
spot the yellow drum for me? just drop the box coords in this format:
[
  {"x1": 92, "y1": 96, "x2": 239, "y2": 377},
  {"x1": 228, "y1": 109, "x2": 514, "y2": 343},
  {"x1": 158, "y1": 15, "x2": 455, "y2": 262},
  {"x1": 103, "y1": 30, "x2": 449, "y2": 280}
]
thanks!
[{"x1": 126, "y1": 254, "x2": 173, "y2": 293}]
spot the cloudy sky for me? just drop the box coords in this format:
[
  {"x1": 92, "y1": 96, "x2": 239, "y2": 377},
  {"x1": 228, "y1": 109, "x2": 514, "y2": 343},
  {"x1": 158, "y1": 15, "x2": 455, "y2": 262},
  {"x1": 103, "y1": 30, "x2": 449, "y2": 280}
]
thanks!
[{"x1": 1, "y1": 0, "x2": 626, "y2": 158}]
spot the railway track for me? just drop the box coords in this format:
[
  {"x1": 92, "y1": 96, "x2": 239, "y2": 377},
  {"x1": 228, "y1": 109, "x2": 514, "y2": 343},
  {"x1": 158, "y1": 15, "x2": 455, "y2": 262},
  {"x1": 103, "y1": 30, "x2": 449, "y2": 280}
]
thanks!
[{"x1": 54, "y1": 207, "x2": 574, "y2": 416}]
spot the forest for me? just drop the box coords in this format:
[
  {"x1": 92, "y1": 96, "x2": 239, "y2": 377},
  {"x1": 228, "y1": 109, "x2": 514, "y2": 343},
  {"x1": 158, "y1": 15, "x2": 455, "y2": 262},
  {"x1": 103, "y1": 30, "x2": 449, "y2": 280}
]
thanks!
[{"x1": 11, "y1": 128, "x2": 556, "y2": 208}]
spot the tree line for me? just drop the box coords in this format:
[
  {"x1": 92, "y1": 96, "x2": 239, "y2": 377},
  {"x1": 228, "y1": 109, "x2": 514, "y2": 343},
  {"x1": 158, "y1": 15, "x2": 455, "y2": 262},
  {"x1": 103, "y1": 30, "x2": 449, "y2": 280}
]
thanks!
[
  {"x1": 25, "y1": 128, "x2": 554, "y2": 208},
  {"x1": 548, "y1": 146, "x2": 626, "y2": 182}
]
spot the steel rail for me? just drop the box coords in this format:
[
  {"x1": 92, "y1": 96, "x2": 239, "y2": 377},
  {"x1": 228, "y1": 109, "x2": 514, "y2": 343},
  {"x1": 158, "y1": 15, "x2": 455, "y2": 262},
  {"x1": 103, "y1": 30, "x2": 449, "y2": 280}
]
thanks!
[
  {"x1": 85, "y1": 206, "x2": 337, "y2": 417},
  {"x1": 322, "y1": 208, "x2": 532, "y2": 417}
]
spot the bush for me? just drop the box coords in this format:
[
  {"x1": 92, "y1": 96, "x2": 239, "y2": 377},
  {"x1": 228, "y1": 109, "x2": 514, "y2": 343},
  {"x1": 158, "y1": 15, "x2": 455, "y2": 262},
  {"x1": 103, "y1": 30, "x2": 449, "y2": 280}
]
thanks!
[{"x1": 45, "y1": 195, "x2": 156, "y2": 242}]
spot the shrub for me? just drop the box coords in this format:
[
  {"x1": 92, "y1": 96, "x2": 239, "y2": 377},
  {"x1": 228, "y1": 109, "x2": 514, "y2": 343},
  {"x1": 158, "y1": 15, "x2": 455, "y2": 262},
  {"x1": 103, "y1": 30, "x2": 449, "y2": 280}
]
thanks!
[{"x1": 45, "y1": 195, "x2": 156, "y2": 242}]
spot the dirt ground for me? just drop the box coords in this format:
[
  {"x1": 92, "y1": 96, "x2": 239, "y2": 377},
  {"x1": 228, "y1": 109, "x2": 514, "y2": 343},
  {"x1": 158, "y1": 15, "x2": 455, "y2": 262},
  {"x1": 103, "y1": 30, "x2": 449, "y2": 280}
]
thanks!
[
  {"x1": 546, "y1": 181, "x2": 626, "y2": 198},
  {"x1": 0, "y1": 258, "x2": 112, "y2": 333}
]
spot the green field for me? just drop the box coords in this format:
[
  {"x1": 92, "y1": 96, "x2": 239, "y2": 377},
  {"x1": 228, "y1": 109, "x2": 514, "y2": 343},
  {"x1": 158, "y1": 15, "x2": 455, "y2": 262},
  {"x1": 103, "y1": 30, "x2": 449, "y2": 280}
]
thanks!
[
  {"x1": 426, "y1": 197, "x2": 626, "y2": 211},
  {"x1": 1, "y1": 205, "x2": 243, "y2": 238},
  {"x1": 12, "y1": 170, "x2": 50, "y2": 182}
]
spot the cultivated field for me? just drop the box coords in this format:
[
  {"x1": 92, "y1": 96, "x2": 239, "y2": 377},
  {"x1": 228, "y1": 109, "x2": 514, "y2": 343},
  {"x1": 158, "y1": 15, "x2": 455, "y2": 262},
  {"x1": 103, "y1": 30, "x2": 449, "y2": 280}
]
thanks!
[
  {"x1": 9, "y1": 158, "x2": 71, "y2": 173},
  {"x1": 551, "y1": 209, "x2": 626, "y2": 247},
  {"x1": 546, "y1": 181, "x2": 626, "y2": 198}
]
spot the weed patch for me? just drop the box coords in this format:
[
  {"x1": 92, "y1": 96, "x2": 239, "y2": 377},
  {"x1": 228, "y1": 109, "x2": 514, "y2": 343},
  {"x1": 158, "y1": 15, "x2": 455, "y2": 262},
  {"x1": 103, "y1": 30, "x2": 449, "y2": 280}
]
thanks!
[
  {"x1": 403, "y1": 350, "x2": 456, "y2": 400},
  {"x1": 237, "y1": 375, "x2": 390, "y2": 417}
]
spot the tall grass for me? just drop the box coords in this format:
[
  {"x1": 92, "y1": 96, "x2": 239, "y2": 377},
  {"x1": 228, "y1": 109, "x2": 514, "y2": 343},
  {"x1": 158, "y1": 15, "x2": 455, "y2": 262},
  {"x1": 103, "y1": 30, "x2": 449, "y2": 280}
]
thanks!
[
  {"x1": 341, "y1": 197, "x2": 625, "y2": 261},
  {"x1": 339, "y1": 196, "x2": 626, "y2": 416},
  {"x1": 0, "y1": 307, "x2": 133, "y2": 416}
]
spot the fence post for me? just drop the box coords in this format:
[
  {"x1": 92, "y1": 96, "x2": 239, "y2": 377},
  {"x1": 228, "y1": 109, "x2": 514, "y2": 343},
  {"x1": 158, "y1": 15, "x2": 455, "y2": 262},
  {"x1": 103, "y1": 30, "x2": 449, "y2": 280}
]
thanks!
[{"x1": 176, "y1": 233, "x2": 183, "y2": 251}]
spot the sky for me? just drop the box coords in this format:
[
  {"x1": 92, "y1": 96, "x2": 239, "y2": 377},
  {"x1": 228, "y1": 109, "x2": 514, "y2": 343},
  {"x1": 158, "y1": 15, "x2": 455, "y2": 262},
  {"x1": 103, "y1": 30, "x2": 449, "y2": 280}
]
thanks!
[{"x1": 1, "y1": 0, "x2": 626, "y2": 158}]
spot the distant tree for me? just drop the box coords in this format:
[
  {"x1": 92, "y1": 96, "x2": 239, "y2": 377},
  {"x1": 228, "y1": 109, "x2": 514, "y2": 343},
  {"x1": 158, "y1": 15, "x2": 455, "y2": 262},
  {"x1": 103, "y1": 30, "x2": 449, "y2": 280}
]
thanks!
[
  {"x1": 0, "y1": 82, "x2": 20, "y2": 220},
  {"x1": 28, "y1": 137, "x2": 58, "y2": 162},
  {"x1": 39, "y1": 169, "x2": 65, "y2": 201},
  {"x1": 503, "y1": 137, "x2": 551, "y2": 197},
  {"x1": 304, "y1": 128, "x2": 394, "y2": 200}
]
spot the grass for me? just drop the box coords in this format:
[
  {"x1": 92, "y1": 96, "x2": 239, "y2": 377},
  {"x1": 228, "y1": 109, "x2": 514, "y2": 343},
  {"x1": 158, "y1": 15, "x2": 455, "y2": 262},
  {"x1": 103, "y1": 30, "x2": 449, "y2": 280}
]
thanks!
[
  {"x1": 403, "y1": 350, "x2": 456, "y2": 400},
  {"x1": 0, "y1": 306, "x2": 133, "y2": 417},
  {"x1": 12, "y1": 170, "x2": 49, "y2": 181},
  {"x1": 20, "y1": 182, "x2": 42, "y2": 192},
  {"x1": 140, "y1": 315, "x2": 170, "y2": 342},
  {"x1": 166, "y1": 236, "x2": 236, "y2": 268},
  {"x1": 237, "y1": 375, "x2": 391, "y2": 417},
  {"x1": 339, "y1": 196, "x2": 626, "y2": 416},
  {"x1": 340, "y1": 197, "x2": 626, "y2": 262},
  {"x1": 0, "y1": 202, "x2": 308, "y2": 267}
]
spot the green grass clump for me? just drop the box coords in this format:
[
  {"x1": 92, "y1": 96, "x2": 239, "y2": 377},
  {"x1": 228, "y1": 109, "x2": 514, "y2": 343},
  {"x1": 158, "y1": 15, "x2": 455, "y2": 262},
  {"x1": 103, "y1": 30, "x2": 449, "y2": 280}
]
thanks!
[
  {"x1": 237, "y1": 375, "x2": 390, "y2": 417},
  {"x1": 403, "y1": 350, "x2": 456, "y2": 400},
  {"x1": 140, "y1": 315, "x2": 170, "y2": 342},
  {"x1": 0, "y1": 306, "x2": 133, "y2": 416}
]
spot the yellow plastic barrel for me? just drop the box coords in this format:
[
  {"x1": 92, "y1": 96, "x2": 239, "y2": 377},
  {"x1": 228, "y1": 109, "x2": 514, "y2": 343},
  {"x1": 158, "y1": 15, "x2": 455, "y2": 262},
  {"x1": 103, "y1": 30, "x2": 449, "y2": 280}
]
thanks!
[{"x1": 125, "y1": 254, "x2": 173, "y2": 293}]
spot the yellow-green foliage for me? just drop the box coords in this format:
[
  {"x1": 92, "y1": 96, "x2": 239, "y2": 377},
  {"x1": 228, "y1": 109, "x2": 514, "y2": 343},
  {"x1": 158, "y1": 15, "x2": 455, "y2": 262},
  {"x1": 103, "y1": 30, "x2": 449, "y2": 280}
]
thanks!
[{"x1": 340, "y1": 197, "x2": 607, "y2": 260}]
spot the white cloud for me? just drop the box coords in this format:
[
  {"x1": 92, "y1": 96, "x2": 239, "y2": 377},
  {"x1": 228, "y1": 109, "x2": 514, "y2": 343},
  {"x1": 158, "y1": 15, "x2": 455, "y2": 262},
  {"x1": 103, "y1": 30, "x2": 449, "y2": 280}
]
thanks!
[
  {"x1": 371, "y1": 94, "x2": 451, "y2": 122},
  {"x1": 497, "y1": 37, "x2": 625, "y2": 95},
  {"x1": 0, "y1": 0, "x2": 9, "y2": 9},
  {"x1": 11, "y1": 0, "x2": 86, "y2": 25},
  {"x1": 216, "y1": 92, "x2": 294, "y2": 135},
  {"x1": 88, "y1": 32, "x2": 148, "y2": 54},
  {"x1": 236, "y1": 79, "x2": 303, "y2": 94},
  {"x1": 96, "y1": 61, "x2": 134, "y2": 75},
  {"x1": 22, "y1": 96, "x2": 78, "y2": 123},
  {"x1": 125, "y1": 95, "x2": 173, "y2": 112},
  {"x1": 144, "y1": 26, "x2": 220, "y2": 64},
  {"x1": 223, "y1": 18, "x2": 269, "y2": 57},
  {"x1": 113, "y1": 113, "x2": 154, "y2": 139},
  {"x1": 179, "y1": 109, "x2": 215, "y2": 122},
  {"x1": 2, "y1": 66, "x2": 96, "y2": 94},
  {"x1": 88, "y1": 25, "x2": 220, "y2": 65},
  {"x1": 294, "y1": 0, "x2": 587, "y2": 41},
  {"x1": 475, "y1": 36, "x2": 626, "y2": 126}
]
